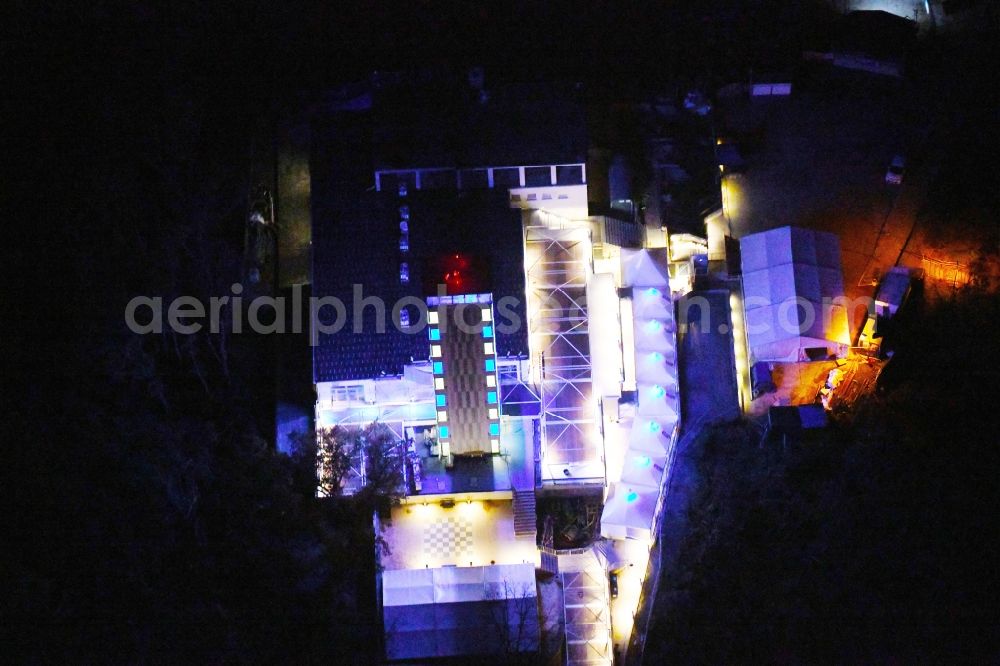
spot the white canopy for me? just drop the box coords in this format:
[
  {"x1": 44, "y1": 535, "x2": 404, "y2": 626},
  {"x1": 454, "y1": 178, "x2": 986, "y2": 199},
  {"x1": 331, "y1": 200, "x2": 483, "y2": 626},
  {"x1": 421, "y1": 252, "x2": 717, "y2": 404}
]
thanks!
[
  {"x1": 603, "y1": 248, "x2": 680, "y2": 543},
  {"x1": 383, "y1": 563, "x2": 540, "y2": 661},
  {"x1": 622, "y1": 248, "x2": 670, "y2": 287},
  {"x1": 740, "y1": 227, "x2": 850, "y2": 363},
  {"x1": 620, "y1": 453, "x2": 667, "y2": 488},
  {"x1": 600, "y1": 483, "x2": 660, "y2": 541},
  {"x1": 383, "y1": 563, "x2": 536, "y2": 607},
  {"x1": 631, "y1": 286, "x2": 674, "y2": 320},
  {"x1": 633, "y1": 318, "x2": 676, "y2": 351},
  {"x1": 636, "y1": 384, "x2": 680, "y2": 421},
  {"x1": 634, "y1": 353, "x2": 677, "y2": 385},
  {"x1": 627, "y1": 421, "x2": 673, "y2": 456},
  {"x1": 635, "y1": 345, "x2": 677, "y2": 370}
]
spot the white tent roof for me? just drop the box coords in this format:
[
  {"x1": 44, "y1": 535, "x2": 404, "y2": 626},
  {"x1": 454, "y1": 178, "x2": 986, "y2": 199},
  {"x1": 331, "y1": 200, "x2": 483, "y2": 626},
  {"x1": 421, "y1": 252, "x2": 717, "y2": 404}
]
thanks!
[
  {"x1": 603, "y1": 247, "x2": 679, "y2": 543},
  {"x1": 635, "y1": 353, "x2": 677, "y2": 384},
  {"x1": 383, "y1": 563, "x2": 540, "y2": 661},
  {"x1": 631, "y1": 287, "x2": 674, "y2": 319},
  {"x1": 634, "y1": 319, "x2": 676, "y2": 351},
  {"x1": 383, "y1": 567, "x2": 436, "y2": 606},
  {"x1": 740, "y1": 227, "x2": 850, "y2": 363},
  {"x1": 635, "y1": 347, "x2": 676, "y2": 371},
  {"x1": 622, "y1": 248, "x2": 670, "y2": 287},
  {"x1": 383, "y1": 563, "x2": 536, "y2": 607},
  {"x1": 620, "y1": 453, "x2": 667, "y2": 488},
  {"x1": 741, "y1": 226, "x2": 842, "y2": 272},
  {"x1": 636, "y1": 384, "x2": 680, "y2": 420},
  {"x1": 627, "y1": 421, "x2": 673, "y2": 456},
  {"x1": 600, "y1": 483, "x2": 660, "y2": 540}
]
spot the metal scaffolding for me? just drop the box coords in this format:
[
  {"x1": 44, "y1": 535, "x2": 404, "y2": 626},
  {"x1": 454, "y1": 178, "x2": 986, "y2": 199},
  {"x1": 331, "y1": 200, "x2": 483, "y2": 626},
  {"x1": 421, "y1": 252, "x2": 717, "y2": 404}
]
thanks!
[
  {"x1": 562, "y1": 568, "x2": 613, "y2": 665},
  {"x1": 524, "y1": 226, "x2": 602, "y2": 482}
]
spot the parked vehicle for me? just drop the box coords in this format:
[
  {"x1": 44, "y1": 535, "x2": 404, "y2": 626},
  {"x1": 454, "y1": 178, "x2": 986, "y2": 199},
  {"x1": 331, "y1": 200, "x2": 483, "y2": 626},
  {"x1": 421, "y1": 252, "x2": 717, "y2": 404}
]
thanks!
[
  {"x1": 885, "y1": 155, "x2": 905, "y2": 185},
  {"x1": 875, "y1": 266, "x2": 917, "y2": 318}
]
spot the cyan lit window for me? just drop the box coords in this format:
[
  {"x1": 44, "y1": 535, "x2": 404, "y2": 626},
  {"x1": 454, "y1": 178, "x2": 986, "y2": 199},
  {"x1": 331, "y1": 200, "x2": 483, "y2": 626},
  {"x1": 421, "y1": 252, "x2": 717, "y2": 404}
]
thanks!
[
  {"x1": 436, "y1": 394, "x2": 446, "y2": 407},
  {"x1": 489, "y1": 423, "x2": 500, "y2": 436},
  {"x1": 429, "y1": 328, "x2": 441, "y2": 341},
  {"x1": 482, "y1": 325, "x2": 493, "y2": 338},
  {"x1": 433, "y1": 361, "x2": 444, "y2": 374},
  {"x1": 439, "y1": 425, "x2": 450, "y2": 439},
  {"x1": 485, "y1": 359, "x2": 495, "y2": 372},
  {"x1": 487, "y1": 391, "x2": 497, "y2": 404}
]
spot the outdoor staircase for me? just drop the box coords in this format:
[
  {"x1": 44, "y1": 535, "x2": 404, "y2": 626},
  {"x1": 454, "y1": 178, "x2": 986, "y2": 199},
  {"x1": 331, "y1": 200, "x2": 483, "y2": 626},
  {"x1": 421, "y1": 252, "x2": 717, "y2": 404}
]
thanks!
[{"x1": 513, "y1": 489, "x2": 537, "y2": 538}]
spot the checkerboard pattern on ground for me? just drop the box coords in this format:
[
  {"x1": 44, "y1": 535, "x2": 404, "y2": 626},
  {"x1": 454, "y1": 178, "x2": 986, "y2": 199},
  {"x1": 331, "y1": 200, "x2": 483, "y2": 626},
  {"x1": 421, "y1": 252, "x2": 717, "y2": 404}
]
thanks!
[{"x1": 423, "y1": 516, "x2": 473, "y2": 561}]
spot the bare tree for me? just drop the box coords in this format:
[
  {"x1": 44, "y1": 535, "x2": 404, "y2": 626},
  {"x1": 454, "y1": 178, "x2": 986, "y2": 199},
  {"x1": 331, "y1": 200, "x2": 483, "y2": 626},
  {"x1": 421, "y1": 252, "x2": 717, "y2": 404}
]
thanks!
[
  {"x1": 311, "y1": 426, "x2": 361, "y2": 497},
  {"x1": 293, "y1": 422, "x2": 405, "y2": 500},
  {"x1": 485, "y1": 580, "x2": 546, "y2": 666},
  {"x1": 356, "y1": 422, "x2": 406, "y2": 502}
]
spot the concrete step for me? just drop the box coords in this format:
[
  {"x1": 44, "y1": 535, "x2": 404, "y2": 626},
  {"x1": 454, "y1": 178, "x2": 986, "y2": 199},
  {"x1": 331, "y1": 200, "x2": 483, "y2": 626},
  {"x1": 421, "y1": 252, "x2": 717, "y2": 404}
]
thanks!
[{"x1": 512, "y1": 489, "x2": 537, "y2": 537}]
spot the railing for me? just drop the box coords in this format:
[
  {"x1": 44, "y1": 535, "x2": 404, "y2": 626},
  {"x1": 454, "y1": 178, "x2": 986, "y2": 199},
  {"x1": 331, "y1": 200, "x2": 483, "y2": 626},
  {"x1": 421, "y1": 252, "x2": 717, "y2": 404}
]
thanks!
[
  {"x1": 920, "y1": 255, "x2": 970, "y2": 288},
  {"x1": 374, "y1": 163, "x2": 587, "y2": 192}
]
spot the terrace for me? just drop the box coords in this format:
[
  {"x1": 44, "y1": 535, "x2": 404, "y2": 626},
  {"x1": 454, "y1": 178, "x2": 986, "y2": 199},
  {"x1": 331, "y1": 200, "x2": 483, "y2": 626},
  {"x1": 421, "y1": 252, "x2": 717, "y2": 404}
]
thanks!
[{"x1": 380, "y1": 499, "x2": 538, "y2": 571}]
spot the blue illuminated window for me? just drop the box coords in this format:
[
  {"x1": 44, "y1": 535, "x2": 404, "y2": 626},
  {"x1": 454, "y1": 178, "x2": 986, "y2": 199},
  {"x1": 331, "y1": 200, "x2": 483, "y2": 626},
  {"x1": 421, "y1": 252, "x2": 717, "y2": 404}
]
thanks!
[
  {"x1": 485, "y1": 359, "x2": 495, "y2": 372},
  {"x1": 429, "y1": 328, "x2": 441, "y2": 341},
  {"x1": 489, "y1": 423, "x2": 500, "y2": 436},
  {"x1": 487, "y1": 391, "x2": 497, "y2": 404},
  {"x1": 436, "y1": 394, "x2": 446, "y2": 407},
  {"x1": 439, "y1": 425, "x2": 450, "y2": 439},
  {"x1": 482, "y1": 325, "x2": 493, "y2": 338},
  {"x1": 433, "y1": 361, "x2": 444, "y2": 374}
]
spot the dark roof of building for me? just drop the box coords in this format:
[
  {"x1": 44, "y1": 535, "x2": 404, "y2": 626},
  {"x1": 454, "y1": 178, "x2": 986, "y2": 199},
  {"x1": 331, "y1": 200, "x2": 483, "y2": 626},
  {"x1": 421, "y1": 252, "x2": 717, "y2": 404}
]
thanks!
[
  {"x1": 836, "y1": 10, "x2": 917, "y2": 60},
  {"x1": 371, "y1": 81, "x2": 588, "y2": 169},
  {"x1": 312, "y1": 183, "x2": 528, "y2": 382},
  {"x1": 309, "y1": 85, "x2": 586, "y2": 383},
  {"x1": 768, "y1": 404, "x2": 829, "y2": 439}
]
